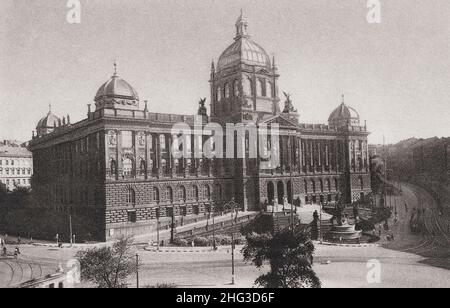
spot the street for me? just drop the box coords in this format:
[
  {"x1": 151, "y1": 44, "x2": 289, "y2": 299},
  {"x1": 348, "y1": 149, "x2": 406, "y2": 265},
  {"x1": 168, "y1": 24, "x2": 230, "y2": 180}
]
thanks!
[{"x1": 1, "y1": 182, "x2": 449, "y2": 288}]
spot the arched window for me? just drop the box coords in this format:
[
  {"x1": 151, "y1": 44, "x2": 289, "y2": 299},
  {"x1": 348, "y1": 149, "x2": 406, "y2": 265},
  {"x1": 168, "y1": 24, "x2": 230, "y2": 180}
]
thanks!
[
  {"x1": 177, "y1": 186, "x2": 186, "y2": 201},
  {"x1": 233, "y1": 79, "x2": 240, "y2": 97},
  {"x1": 123, "y1": 158, "x2": 133, "y2": 176},
  {"x1": 320, "y1": 180, "x2": 324, "y2": 192},
  {"x1": 327, "y1": 179, "x2": 331, "y2": 192},
  {"x1": 224, "y1": 83, "x2": 231, "y2": 98},
  {"x1": 110, "y1": 159, "x2": 117, "y2": 175},
  {"x1": 311, "y1": 180, "x2": 316, "y2": 193},
  {"x1": 267, "y1": 81, "x2": 274, "y2": 98},
  {"x1": 334, "y1": 178, "x2": 339, "y2": 191},
  {"x1": 258, "y1": 79, "x2": 266, "y2": 97},
  {"x1": 245, "y1": 77, "x2": 253, "y2": 96},
  {"x1": 166, "y1": 187, "x2": 173, "y2": 203},
  {"x1": 216, "y1": 86, "x2": 222, "y2": 101},
  {"x1": 126, "y1": 188, "x2": 136, "y2": 207},
  {"x1": 139, "y1": 159, "x2": 146, "y2": 174},
  {"x1": 304, "y1": 180, "x2": 308, "y2": 194},
  {"x1": 360, "y1": 177, "x2": 364, "y2": 190},
  {"x1": 203, "y1": 185, "x2": 211, "y2": 200},
  {"x1": 152, "y1": 187, "x2": 160, "y2": 204},
  {"x1": 192, "y1": 185, "x2": 199, "y2": 200}
]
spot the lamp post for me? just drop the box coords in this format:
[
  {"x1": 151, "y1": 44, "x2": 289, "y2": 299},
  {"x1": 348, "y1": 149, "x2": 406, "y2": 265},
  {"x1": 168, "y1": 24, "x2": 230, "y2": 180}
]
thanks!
[
  {"x1": 288, "y1": 131, "x2": 295, "y2": 233},
  {"x1": 156, "y1": 209, "x2": 160, "y2": 251},
  {"x1": 69, "y1": 214, "x2": 73, "y2": 246},
  {"x1": 135, "y1": 253, "x2": 139, "y2": 289},
  {"x1": 224, "y1": 198, "x2": 239, "y2": 285},
  {"x1": 212, "y1": 202, "x2": 216, "y2": 251},
  {"x1": 170, "y1": 205, "x2": 175, "y2": 244}
]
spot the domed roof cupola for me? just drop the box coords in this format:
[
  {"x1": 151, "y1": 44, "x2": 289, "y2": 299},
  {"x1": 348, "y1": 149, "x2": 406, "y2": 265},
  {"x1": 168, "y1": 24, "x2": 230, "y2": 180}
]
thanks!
[
  {"x1": 94, "y1": 63, "x2": 140, "y2": 111},
  {"x1": 328, "y1": 95, "x2": 360, "y2": 127},
  {"x1": 36, "y1": 104, "x2": 61, "y2": 137},
  {"x1": 217, "y1": 11, "x2": 271, "y2": 71}
]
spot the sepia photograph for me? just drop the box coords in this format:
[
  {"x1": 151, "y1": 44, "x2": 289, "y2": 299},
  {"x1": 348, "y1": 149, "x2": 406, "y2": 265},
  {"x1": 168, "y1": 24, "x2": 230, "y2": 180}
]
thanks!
[{"x1": 0, "y1": 0, "x2": 449, "y2": 294}]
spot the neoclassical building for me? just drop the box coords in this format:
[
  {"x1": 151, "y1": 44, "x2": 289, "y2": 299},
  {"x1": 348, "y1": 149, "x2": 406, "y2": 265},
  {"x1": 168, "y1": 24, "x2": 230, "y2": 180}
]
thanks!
[{"x1": 29, "y1": 13, "x2": 371, "y2": 241}]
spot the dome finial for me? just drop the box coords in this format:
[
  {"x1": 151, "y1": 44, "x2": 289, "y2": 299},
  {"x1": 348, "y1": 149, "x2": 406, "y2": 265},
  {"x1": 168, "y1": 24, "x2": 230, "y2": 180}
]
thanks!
[
  {"x1": 235, "y1": 9, "x2": 249, "y2": 40},
  {"x1": 113, "y1": 61, "x2": 118, "y2": 76},
  {"x1": 48, "y1": 103, "x2": 52, "y2": 114}
]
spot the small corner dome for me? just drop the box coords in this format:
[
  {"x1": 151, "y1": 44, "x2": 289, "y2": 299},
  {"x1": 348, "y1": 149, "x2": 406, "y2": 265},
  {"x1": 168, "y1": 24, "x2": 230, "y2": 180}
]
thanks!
[
  {"x1": 36, "y1": 108, "x2": 60, "y2": 130},
  {"x1": 328, "y1": 99, "x2": 360, "y2": 127}
]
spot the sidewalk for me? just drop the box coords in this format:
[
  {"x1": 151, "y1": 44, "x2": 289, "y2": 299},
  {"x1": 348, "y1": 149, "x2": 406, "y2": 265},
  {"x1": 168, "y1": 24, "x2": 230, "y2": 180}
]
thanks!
[
  {"x1": 134, "y1": 211, "x2": 257, "y2": 244},
  {"x1": 28, "y1": 211, "x2": 258, "y2": 249}
]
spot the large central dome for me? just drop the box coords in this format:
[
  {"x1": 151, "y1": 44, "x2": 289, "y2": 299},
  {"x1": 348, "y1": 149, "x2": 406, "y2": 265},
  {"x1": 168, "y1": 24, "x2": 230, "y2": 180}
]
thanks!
[{"x1": 217, "y1": 12, "x2": 271, "y2": 71}]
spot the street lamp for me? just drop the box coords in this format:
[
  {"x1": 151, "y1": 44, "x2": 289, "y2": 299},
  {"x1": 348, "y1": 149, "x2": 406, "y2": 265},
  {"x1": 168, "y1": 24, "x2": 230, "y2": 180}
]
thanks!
[
  {"x1": 135, "y1": 253, "x2": 139, "y2": 289},
  {"x1": 224, "y1": 198, "x2": 239, "y2": 285},
  {"x1": 211, "y1": 202, "x2": 216, "y2": 251},
  {"x1": 156, "y1": 208, "x2": 160, "y2": 251}
]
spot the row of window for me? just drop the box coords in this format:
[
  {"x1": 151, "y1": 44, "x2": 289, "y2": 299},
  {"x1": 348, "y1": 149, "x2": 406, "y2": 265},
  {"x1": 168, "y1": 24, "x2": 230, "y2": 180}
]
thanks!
[
  {"x1": 0, "y1": 159, "x2": 31, "y2": 167},
  {"x1": 216, "y1": 77, "x2": 275, "y2": 101},
  {"x1": 125, "y1": 183, "x2": 234, "y2": 206},
  {"x1": 0, "y1": 178, "x2": 31, "y2": 187},
  {"x1": 0, "y1": 168, "x2": 32, "y2": 176}
]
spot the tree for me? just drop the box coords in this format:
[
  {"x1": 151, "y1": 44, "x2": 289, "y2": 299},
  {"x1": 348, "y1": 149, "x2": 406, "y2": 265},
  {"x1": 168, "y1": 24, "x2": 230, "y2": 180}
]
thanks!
[
  {"x1": 76, "y1": 236, "x2": 137, "y2": 288},
  {"x1": 0, "y1": 183, "x2": 7, "y2": 204},
  {"x1": 242, "y1": 229, "x2": 321, "y2": 288},
  {"x1": 10, "y1": 186, "x2": 32, "y2": 207}
]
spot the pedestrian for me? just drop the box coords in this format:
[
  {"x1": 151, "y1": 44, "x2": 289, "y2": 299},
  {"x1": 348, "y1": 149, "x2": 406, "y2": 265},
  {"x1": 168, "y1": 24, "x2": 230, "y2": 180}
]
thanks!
[
  {"x1": 2, "y1": 247, "x2": 6, "y2": 257},
  {"x1": 310, "y1": 254, "x2": 314, "y2": 265},
  {"x1": 18, "y1": 236, "x2": 21, "y2": 245}
]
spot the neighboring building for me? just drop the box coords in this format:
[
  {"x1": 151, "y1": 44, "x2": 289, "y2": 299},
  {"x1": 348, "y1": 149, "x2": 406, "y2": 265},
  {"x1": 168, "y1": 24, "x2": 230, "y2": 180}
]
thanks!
[
  {"x1": 28, "y1": 13, "x2": 371, "y2": 241},
  {"x1": 0, "y1": 140, "x2": 33, "y2": 191}
]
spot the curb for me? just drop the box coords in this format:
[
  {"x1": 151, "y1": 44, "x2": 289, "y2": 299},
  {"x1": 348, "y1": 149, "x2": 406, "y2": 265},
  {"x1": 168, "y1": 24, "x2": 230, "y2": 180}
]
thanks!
[
  {"x1": 143, "y1": 245, "x2": 244, "y2": 253},
  {"x1": 316, "y1": 241, "x2": 380, "y2": 248}
]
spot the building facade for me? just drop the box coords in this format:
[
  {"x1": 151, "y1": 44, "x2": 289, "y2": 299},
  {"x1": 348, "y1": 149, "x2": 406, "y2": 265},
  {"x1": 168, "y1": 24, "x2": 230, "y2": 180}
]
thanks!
[
  {"x1": 0, "y1": 140, "x2": 33, "y2": 191},
  {"x1": 29, "y1": 14, "x2": 371, "y2": 241}
]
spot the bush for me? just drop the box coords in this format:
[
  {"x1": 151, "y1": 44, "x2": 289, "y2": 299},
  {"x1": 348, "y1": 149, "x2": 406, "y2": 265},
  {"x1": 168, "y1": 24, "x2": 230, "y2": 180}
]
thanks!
[
  {"x1": 172, "y1": 238, "x2": 189, "y2": 247},
  {"x1": 193, "y1": 236, "x2": 209, "y2": 247},
  {"x1": 234, "y1": 236, "x2": 247, "y2": 245},
  {"x1": 145, "y1": 283, "x2": 177, "y2": 288},
  {"x1": 215, "y1": 235, "x2": 232, "y2": 246}
]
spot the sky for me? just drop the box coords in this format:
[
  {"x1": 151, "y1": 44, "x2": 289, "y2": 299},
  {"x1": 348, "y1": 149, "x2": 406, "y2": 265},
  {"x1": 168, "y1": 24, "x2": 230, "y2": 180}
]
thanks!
[{"x1": 1, "y1": 0, "x2": 450, "y2": 144}]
